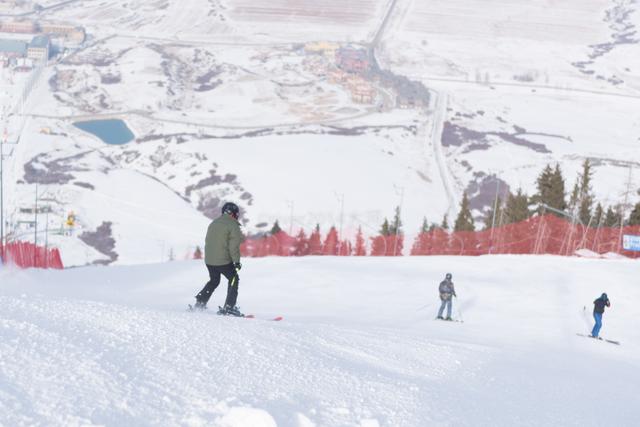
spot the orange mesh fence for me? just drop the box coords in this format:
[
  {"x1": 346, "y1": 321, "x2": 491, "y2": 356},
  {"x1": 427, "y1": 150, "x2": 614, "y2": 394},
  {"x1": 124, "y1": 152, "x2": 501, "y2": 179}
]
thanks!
[
  {"x1": 0, "y1": 241, "x2": 64, "y2": 269},
  {"x1": 411, "y1": 215, "x2": 640, "y2": 258},
  {"x1": 241, "y1": 215, "x2": 639, "y2": 258}
]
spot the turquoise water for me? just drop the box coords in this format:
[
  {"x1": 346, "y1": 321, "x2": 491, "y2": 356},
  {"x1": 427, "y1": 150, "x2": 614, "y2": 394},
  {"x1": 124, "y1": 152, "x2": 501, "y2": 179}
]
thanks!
[{"x1": 74, "y1": 119, "x2": 135, "y2": 145}]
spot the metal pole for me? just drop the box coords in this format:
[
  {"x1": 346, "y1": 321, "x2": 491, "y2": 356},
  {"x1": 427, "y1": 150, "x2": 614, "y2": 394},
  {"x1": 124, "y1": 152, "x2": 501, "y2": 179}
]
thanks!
[
  {"x1": 34, "y1": 183, "x2": 38, "y2": 266},
  {"x1": 619, "y1": 166, "x2": 633, "y2": 253},
  {"x1": 0, "y1": 134, "x2": 3, "y2": 261},
  {"x1": 287, "y1": 200, "x2": 294, "y2": 235},
  {"x1": 45, "y1": 209, "x2": 49, "y2": 269},
  {"x1": 393, "y1": 187, "x2": 404, "y2": 256},
  {"x1": 334, "y1": 192, "x2": 345, "y2": 254},
  {"x1": 489, "y1": 178, "x2": 500, "y2": 253}
]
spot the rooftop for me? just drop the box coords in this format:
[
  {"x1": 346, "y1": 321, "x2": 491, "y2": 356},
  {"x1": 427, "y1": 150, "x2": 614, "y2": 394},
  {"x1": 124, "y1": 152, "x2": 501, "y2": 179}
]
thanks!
[
  {"x1": 0, "y1": 39, "x2": 27, "y2": 54},
  {"x1": 29, "y1": 35, "x2": 50, "y2": 49}
]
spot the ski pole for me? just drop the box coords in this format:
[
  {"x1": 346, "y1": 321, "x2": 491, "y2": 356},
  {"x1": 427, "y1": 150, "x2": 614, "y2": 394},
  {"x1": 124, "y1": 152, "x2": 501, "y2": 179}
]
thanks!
[{"x1": 455, "y1": 296, "x2": 464, "y2": 322}]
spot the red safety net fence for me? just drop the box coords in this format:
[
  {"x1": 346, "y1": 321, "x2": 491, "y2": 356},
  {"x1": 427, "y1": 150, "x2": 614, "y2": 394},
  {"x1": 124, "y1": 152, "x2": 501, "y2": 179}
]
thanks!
[
  {"x1": 240, "y1": 215, "x2": 639, "y2": 258},
  {"x1": 410, "y1": 214, "x2": 640, "y2": 258},
  {"x1": 0, "y1": 241, "x2": 64, "y2": 269}
]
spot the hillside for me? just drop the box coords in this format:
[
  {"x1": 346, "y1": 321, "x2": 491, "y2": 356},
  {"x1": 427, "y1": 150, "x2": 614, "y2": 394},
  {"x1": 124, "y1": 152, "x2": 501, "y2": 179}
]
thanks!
[
  {"x1": 1, "y1": 255, "x2": 639, "y2": 426},
  {"x1": 1, "y1": 0, "x2": 639, "y2": 265}
]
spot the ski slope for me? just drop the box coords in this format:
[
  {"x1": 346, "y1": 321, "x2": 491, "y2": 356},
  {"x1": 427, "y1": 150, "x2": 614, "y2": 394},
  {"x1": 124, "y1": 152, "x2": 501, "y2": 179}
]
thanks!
[{"x1": 1, "y1": 255, "x2": 639, "y2": 426}]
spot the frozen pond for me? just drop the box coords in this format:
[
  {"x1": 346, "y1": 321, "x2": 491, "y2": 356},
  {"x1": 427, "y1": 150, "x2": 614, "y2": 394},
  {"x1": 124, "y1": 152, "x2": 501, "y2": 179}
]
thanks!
[{"x1": 74, "y1": 119, "x2": 134, "y2": 145}]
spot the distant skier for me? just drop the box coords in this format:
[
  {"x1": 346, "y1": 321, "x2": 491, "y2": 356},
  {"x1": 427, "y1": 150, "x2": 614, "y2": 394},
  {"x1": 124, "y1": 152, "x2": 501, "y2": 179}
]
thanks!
[
  {"x1": 591, "y1": 293, "x2": 611, "y2": 339},
  {"x1": 192, "y1": 202, "x2": 245, "y2": 316},
  {"x1": 437, "y1": 273, "x2": 457, "y2": 320}
]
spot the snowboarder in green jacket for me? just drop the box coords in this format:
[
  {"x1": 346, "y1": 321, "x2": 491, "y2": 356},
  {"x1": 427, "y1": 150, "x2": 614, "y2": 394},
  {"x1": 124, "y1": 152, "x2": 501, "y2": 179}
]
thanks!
[{"x1": 193, "y1": 202, "x2": 245, "y2": 316}]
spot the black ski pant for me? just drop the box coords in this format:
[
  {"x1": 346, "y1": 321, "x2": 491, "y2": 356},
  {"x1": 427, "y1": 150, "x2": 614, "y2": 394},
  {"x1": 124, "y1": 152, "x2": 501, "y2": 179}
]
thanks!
[{"x1": 196, "y1": 263, "x2": 239, "y2": 307}]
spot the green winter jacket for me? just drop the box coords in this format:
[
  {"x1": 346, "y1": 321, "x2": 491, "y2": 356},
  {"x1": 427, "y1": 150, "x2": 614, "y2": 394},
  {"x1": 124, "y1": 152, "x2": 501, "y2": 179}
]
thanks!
[{"x1": 204, "y1": 214, "x2": 244, "y2": 266}]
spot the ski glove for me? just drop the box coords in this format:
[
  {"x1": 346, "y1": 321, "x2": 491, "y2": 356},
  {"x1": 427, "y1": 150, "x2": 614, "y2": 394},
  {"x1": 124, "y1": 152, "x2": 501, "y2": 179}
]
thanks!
[{"x1": 234, "y1": 262, "x2": 242, "y2": 271}]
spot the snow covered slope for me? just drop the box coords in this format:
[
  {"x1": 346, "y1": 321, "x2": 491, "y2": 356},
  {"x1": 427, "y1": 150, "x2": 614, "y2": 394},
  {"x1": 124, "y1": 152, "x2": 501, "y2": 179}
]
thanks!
[{"x1": 1, "y1": 256, "x2": 639, "y2": 426}]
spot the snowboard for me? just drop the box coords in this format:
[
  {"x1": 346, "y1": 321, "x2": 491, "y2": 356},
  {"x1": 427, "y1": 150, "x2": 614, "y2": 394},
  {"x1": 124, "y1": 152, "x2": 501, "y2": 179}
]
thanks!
[{"x1": 576, "y1": 333, "x2": 620, "y2": 345}]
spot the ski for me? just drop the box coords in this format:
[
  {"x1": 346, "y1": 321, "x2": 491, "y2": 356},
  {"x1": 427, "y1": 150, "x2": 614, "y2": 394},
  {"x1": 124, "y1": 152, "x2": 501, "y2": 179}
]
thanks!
[
  {"x1": 188, "y1": 305, "x2": 282, "y2": 321},
  {"x1": 576, "y1": 333, "x2": 620, "y2": 345},
  {"x1": 434, "y1": 318, "x2": 464, "y2": 323},
  {"x1": 244, "y1": 314, "x2": 284, "y2": 321}
]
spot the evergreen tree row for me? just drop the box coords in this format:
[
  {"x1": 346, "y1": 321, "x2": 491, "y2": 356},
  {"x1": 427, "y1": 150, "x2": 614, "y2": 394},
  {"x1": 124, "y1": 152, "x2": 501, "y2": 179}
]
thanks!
[{"x1": 264, "y1": 160, "x2": 640, "y2": 242}]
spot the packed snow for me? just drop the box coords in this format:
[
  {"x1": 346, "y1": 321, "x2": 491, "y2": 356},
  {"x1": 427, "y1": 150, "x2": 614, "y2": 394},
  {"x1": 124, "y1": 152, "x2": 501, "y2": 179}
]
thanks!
[{"x1": 1, "y1": 255, "x2": 639, "y2": 426}]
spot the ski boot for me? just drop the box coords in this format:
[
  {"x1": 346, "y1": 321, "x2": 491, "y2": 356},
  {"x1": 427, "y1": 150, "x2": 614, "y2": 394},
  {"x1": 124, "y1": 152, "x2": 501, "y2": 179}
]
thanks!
[
  {"x1": 445, "y1": 317, "x2": 453, "y2": 321},
  {"x1": 217, "y1": 305, "x2": 244, "y2": 317},
  {"x1": 437, "y1": 316, "x2": 444, "y2": 320}
]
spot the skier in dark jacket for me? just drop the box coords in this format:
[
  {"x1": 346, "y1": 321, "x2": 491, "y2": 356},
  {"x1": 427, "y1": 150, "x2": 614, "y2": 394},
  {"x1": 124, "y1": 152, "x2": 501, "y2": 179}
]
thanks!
[
  {"x1": 437, "y1": 273, "x2": 457, "y2": 320},
  {"x1": 591, "y1": 293, "x2": 610, "y2": 339},
  {"x1": 193, "y1": 202, "x2": 245, "y2": 316}
]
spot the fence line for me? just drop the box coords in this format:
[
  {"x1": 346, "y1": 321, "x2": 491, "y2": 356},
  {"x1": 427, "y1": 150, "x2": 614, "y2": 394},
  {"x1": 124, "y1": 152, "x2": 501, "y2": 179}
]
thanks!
[{"x1": 0, "y1": 241, "x2": 64, "y2": 269}]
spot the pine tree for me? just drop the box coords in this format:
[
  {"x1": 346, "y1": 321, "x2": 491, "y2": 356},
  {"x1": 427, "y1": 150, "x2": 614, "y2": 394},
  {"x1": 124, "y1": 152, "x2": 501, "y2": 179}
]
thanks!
[
  {"x1": 503, "y1": 188, "x2": 531, "y2": 224},
  {"x1": 380, "y1": 218, "x2": 391, "y2": 236},
  {"x1": 577, "y1": 159, "x2": 594, "y2": 225},
  {"x1": 628, "y1": 202, "x2": 640, "y2": 226},
  {"x1": 603, "y1": 206, "x2": 621, "y2": 227},
  {"x1": 569, "y1": 181, "x2": 580, "y2": 213},
  {"x1": 308, "y1": 224, "x2": 323, "y2": 255},
  {"x1": 389, "y1": 206, "x2": 402, "y2": 235},
  {"x1": 293, "y1": 229, "x2": 309, "y2": 256},
  {"x1": 532, "y1": 164, "x2": 553, "y2": 211},
  {"x1": 420, "y1": 217, "x2": 429, "y2": 233},
  {"x1": 354, "y1": 227, "x2": 366, "y2": 256},
  {"x1": 483, "y1": 196, "x2": 502, "y2": 230},
  {"x1": 322, "y1": 226, "x2": 339, "y2": 255},
  {"x1": 454, "y1": 192, "x2": 475, "y2": 232},
  {"x1": 568, "y1": 159, "x2": 595, "y2": 224},
  {"x1": 270, "y1": 220, "x2": 282, "y2": 235},
  {"x1": 533, "y1": 163, "x2": 566, "y2": 216},
  {"x1": 550, "y1": 164, "x2": 567, "y2": 213},
  {"x1": 441, "y1": 214, "x2": 449, "y2": 231},
  {"x1": 593, "y1": 203, "x2": 604, "y2": 228},
  {"x1": 193, "y1": 246, "x2": 203, "y2": 260}
]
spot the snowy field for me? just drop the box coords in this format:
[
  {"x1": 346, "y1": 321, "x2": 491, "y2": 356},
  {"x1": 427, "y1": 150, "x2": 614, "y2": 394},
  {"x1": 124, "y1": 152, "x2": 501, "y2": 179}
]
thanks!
[
  {"x1": 41, "y1": 0, "x2": 389, "y2": 42},
  {"x1": 1, "y1": 255, "x2": 639, "y2": 426},
  {"x1": 381, "y1": 0, "x2": 640, "y2": 92}
]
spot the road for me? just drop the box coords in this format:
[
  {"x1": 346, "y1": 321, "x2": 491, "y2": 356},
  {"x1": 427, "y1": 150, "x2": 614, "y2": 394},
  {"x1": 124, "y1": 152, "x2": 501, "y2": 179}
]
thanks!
[
  {"x1": 429, "y1": 91, "x2": 457, "y2": 222},
  {"x1": 0, "y1": 0, "x2": 79, "y2": 17},
  {"x1": 419, "y1": 75, "x2": 640, "y2": 101}
]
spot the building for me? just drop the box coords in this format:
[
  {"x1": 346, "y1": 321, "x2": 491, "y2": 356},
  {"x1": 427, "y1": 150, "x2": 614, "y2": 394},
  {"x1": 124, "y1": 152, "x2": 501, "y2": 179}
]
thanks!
[
  {"x1": 40, "y1": 23, "x2": 86, "y2": 42},
  {"x1": 27, "y1": 35, "x2": 49, "y2": 62},
  {"x1": 352, "y1": 84, "x2": 375, "y2": 104},
  {"x1": 0, "y1": 39, "x2": 27, "y2": 59},
  {"x1": 335, "y1": 47, "x2": 369, "y2": 75},
  {"x1": 0, "y1": 20, "x2": 37, "y2": 33},
  {"x1": 304, "y1": 41, "x2": 339, "y2": 57}
]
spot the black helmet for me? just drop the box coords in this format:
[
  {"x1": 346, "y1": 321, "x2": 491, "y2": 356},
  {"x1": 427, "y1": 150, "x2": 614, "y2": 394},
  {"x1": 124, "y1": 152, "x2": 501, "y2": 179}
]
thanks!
[
  {"x1": 601, "y1": 293, "x2": 608, "y2": 299},
  {"x1": 221, "y1": 202, "x2": 240, "y2": 218},
  {"x1": 445, "y1": 273, "x2": 452, "y2": 280}
]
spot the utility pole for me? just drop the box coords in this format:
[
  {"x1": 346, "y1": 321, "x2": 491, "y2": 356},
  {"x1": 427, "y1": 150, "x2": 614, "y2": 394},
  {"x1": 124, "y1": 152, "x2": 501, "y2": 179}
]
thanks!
[
  {"x1": 335, "y1": 192, "x2": 345, "y2": 254},
  {"x1": 287, "y1": 200, "x2": 295, "y2": 235},
  {"x1": 44, "y1": 208, "x2": 49, "y2": 269},
  {"x1": 619, "y1": 166, "x2": 634, "y2": 252},
  {"x1": 0, "y1": 128, "x2": 3, "y2": 261},
  {"x1": 489, "y1": 178, "x2": 501, "y2": 253},
  {"x1": 393, "y1": 185, "x2": 404, "y2": 256},
  {"x1": 34, "y1": 182, "x2": 38, "y2": 266}
]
